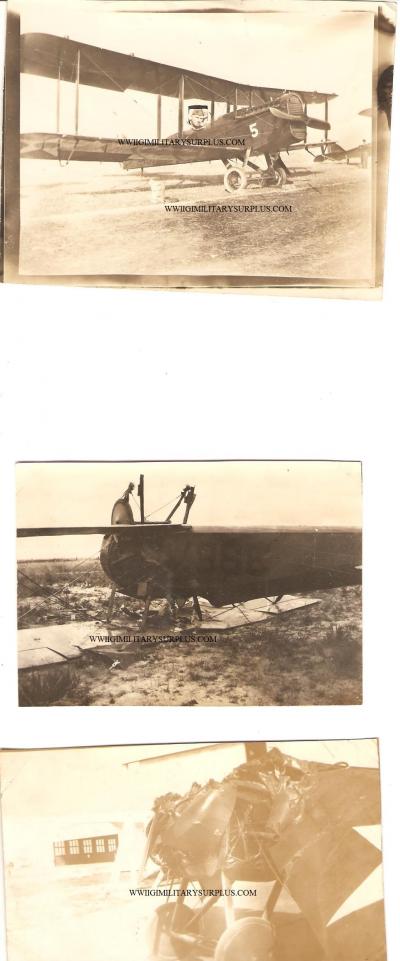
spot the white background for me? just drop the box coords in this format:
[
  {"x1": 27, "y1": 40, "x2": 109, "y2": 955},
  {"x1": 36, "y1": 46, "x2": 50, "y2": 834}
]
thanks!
[{"x1": 1, "y1": 5, "x2": 400, "y2": 961}]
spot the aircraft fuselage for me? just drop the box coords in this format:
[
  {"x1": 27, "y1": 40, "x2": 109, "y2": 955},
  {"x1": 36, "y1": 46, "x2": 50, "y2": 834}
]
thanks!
[
  {"x1": 123, "y1": 100, "x2": 306, "y2": 170},
  {"x1": 100, "y1": 524, "x2": 361, "y2": 607}
]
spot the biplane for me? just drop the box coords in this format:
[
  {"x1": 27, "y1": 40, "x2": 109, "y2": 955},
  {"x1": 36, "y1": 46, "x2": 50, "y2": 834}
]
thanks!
[
  {"x1": 314, "y1": 140, "x2": 371, "y2": 168},
  {"x1": 20, "y1": 32, "x2": 336, "y2": 193},
  {"x1": 312, "y1": 105, "x2": 373, "y2": 167},
  {"x1": 141, "y1": 743, "x2": 384, "y2": 961},
  {"x1": 17, "y1": 475, "x2": 362, "y2": 630}
]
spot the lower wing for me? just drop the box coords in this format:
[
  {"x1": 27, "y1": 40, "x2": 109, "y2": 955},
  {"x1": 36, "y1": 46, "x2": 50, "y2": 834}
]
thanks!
[
  {"x1": 21, "y1": 132, "x2": 133, "y2": 163},
  {"x1": 286, "y1": 140, "x2": 336, "y2": 153}
]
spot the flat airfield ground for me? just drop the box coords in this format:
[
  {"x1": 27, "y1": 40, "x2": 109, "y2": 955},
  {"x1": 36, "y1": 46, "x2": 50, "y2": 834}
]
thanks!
[
  {"x1": 18, "y1": 561, "x2": 362, "y2": 706},
  {"x1": 20, "y1": 160, "x2": 373, "y2": 281},
  {"x1": 5, "y1": 872, "x2": 151, "y2": 961}
]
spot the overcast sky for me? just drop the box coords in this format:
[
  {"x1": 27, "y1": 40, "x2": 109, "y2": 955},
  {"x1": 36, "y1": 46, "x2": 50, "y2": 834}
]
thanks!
[
  {"x1": 16, "y1": 0, "x2": 374, "y2": 166},
  {"x1": 16, "y1": 461, "x2": 362, "y2": 559}
]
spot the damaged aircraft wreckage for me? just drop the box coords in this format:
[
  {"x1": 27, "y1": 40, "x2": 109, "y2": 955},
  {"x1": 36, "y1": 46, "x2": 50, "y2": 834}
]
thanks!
[
  {"x1": 17, "y1": 474, "x2": 362, "y2": 631},
  {"x1": 140, "y1": 742, "x2": 384, "y2": 961}
]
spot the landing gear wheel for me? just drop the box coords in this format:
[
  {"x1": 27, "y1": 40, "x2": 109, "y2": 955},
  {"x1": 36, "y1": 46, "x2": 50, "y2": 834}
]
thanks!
[
  {"x1": 214, "y1": 917, "x2": 275, "y2": 961},
  {"x1": 273, "y1": 166, "x2": 287, "y2": 187},
  {"x1": 148, "y1": 903, "x2": 200, "y2": 961},
  {"x1": 224, "y1": 166, "x2": 248, "y2": 193}
]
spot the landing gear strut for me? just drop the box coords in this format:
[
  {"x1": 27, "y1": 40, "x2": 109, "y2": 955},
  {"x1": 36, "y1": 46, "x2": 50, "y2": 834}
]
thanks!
[
  {"x1": 223, "y1": 151, "x2": 288, "y2": 193},
  {"x1": 264, "y1": 152, "x2": 288, "y2": 186}
]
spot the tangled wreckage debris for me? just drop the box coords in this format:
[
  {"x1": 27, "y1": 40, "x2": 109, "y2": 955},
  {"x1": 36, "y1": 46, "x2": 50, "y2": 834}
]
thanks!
[{"x1": 141, "y1": 748, "x2": 383, "y2": 961}]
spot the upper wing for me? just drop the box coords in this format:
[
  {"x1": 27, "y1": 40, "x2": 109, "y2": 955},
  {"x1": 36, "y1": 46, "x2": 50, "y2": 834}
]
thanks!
[
  {"x1": 16, "y1": 525, "x2": 177, "y2": 536},
  {"x1": 21, "y1": 33, "x2": 336, "y2": 106}
]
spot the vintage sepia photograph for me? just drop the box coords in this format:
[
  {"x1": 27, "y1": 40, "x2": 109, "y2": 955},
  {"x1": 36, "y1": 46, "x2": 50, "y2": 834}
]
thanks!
[
  {"x1": 0, "y1": 739, "x2": 386, "y2": 961},
  {"x1": 2, "y1": 0, "x2": 396, "y2": 291},
  {"x1": 16, "y1": 461, "x2": 362, "y2": 707}
]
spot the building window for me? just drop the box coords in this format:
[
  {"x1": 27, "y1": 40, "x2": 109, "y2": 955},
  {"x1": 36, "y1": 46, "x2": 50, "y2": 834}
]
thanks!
[
  {"x1": 95, "y1": 838, "x2": 105, "y2": 853},
  {"x1": 83, "y1": 839, "x2": 92, "y2": 854},
  {"x1": 107, "y1": 838, "x2": 117, "y2": 852},
  {"x1": 54, "y1": 841, "x2": 65, "y2": 856},
  {"x1": 68, "y1": 840, "x2": 80, "y2": 855}
]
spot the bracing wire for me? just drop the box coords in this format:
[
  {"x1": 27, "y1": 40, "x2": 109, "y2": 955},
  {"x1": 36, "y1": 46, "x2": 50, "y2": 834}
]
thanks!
[
  {"x1": 144, "y1": 493, "x2": 182, "y2": 520},
  {"x1": 18, "y1": 551, "x2": 102, "y2": 622},
  {"x1": 18, "y1": 564, "x2": 139, "y2": 632}
]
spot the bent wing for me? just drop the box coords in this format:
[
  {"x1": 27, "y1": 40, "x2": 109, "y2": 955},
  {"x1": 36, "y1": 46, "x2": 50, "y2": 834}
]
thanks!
[{"x1": 21, "y1": 33, "x2": 336, "y2": 107}]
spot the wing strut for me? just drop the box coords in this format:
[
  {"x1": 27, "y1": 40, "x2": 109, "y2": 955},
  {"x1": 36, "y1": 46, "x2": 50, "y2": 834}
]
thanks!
[
  {"x1": 324, "y1": 97, "x2": 328, "y2": 141},
  {"x1": 165, "y1": 485, "x2": 196, "y2": 524},
  {"x1": 157, "y1": 94, "x2": 162, "y2": 140},
  {"x1": 138, "y1": 474, "x2": 145, "y2": 523},
  {"x1": 75, "y1": 49, "x2": 81, "y2": 134},
  {"x1": 56, "y1": 61, "x2": 61, "y2": 132},
  {"x1": 178, "y1": 74, "x2": 184, "y2": 136}
]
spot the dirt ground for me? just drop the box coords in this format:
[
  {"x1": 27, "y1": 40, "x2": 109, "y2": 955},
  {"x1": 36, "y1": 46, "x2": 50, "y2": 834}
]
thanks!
[
  {"x1": 5, "y1": 872, "x2": 150, "y2": 961},
  {"x1": 18, "y1": 560, "x2": 362, "y2": 706},
  {"x1": 20, "y1": 160, "x2": 373, "y2": 281}
]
